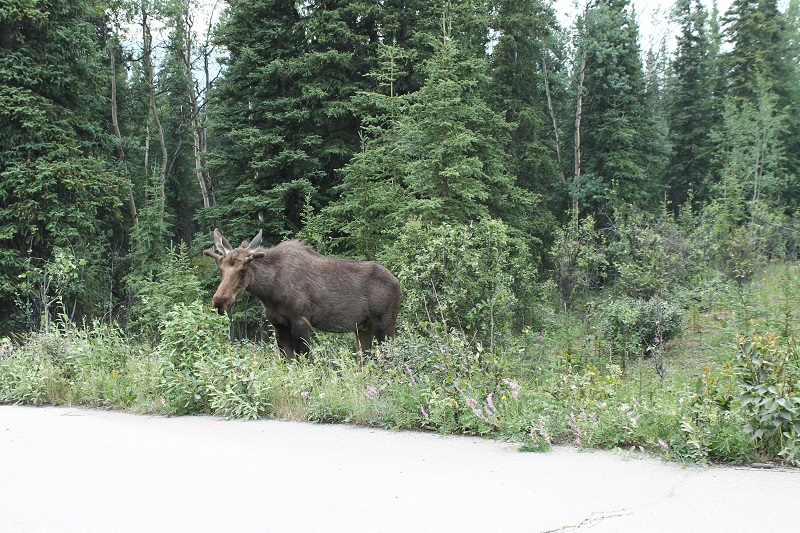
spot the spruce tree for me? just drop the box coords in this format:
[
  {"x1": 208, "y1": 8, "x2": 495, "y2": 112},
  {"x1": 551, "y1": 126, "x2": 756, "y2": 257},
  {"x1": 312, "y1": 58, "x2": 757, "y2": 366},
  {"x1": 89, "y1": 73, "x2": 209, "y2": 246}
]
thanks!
[
  {"x1": 320, "y1": 43, "x2": 410, "y2": 259},
  {"x1": 666, "y1": 0, "x2": 717, "y2": 205},
  {"x1": 720, "y1": 0, "x2": 799, "y2": 204},
  {"x1": 572, "y1": 0, "x2": 661, "y2": 212},
  {"x1": 205, "y1": 0, "x2": 317, "y2": 241},
  {"x1": 0, "y1": 0, "x2": 125, "y2": 331},
  {"x1": 210, "y1": 1, "x2": 360, "y2": 237},
  {"x1": 398, "y1": 34, "x2": 526, "y2": 225},
  {"x1": 723, "y1": 0, "x2": 790, "y2": 101},
  {"x1": 489, "y1": 0, "x2": 565, "y2": 213}
]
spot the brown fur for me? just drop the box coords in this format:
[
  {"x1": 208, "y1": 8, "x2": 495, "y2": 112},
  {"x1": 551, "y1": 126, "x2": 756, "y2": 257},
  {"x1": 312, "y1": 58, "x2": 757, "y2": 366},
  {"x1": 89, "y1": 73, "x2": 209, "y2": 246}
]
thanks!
[{"x1": 205, "y1": 229, "x2": 402, "y2": 358}]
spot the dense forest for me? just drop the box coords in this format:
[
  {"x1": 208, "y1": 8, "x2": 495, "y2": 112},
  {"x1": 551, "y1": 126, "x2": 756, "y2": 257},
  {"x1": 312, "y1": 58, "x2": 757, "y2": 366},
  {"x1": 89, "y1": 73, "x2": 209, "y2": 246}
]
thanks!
[
  {"x1": 1, "y1": 0, "x2": 799, "y2": 336},
  {"x1": 3, "y1": 0, "x2": 800, "y2": 463}
]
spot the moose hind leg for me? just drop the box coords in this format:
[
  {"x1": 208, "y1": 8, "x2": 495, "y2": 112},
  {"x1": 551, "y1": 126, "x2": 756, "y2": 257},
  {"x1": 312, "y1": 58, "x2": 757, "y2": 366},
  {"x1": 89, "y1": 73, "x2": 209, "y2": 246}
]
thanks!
[
  {"x1": 356, "y1": 325, "x2": 374, "y2": 353},
  {"x1": 291, "y1": 319, "x2": 312, "y2": 356},
  {"x1": 373, "y1": 313, "x2": 396, "y2": 343}
]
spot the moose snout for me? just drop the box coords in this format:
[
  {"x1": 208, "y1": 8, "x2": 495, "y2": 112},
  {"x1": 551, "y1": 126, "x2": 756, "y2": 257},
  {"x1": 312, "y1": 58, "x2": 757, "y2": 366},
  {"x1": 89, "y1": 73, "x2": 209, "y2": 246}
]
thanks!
[{"x1": 211, "y1": 295, "x2": 231, "y2": 315}]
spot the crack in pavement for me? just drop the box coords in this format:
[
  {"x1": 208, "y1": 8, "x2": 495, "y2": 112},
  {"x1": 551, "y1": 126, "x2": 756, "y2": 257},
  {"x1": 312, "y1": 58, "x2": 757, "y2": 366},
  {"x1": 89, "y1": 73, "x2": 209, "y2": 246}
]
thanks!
[{"x1": 542, "y1": 509, "x2": 631, "y2": 532}]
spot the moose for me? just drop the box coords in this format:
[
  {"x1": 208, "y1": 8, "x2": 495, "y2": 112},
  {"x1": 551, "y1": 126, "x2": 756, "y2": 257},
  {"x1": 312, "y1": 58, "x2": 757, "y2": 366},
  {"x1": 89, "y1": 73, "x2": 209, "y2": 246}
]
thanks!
[{"x1": 204, "y1": 229, "x2": 402, "y2": 358}]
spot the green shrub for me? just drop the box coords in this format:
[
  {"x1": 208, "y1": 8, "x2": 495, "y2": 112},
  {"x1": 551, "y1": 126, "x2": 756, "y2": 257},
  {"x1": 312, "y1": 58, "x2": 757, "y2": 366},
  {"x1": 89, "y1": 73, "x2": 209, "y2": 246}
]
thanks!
[
  {"x1": 157, "y1": 300, "x2": 231, "y2": 415},
  {"x1": 549, "y1": 215, "x2": 608, "y2": 309},
  {"x1": 736, "y1": 334, "x2": 800, "y2": 464},
  {"x1": 126, "y1": 244, "x2": 206, "y2": 338},
  {"x1": 607, "y1": 206, "x2": 700, "y2": 300},
  {"x1": 596, "y1": 296, "x2": 683, "y2": 361},
  {"x1": 384, "y1": 218, "x2": 533, "y2": 346}
]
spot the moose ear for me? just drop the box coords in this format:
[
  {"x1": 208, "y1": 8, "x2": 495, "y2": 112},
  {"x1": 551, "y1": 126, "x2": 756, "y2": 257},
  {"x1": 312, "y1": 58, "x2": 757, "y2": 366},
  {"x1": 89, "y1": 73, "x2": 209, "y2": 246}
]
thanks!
[
  {"x1": 213, "y1": 228, "x2": 233, "y2": 254},
  {"x1": 247, "y1": 230, "x2": 263, "y2": 250}
]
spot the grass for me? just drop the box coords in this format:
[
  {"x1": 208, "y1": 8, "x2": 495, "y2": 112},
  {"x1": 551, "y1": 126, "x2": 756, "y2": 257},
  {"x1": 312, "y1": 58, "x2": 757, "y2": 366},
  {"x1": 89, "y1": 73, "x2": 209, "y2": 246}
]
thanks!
[{"x1": 2, "y1": 262, "x2": 799, "y2": 465}]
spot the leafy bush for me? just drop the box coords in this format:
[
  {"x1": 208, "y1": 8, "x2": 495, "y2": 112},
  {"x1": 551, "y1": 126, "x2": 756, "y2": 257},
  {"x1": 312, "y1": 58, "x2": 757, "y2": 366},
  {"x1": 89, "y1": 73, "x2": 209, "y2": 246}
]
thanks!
[
  {"x1": 736, "y1": 335, "x2": 800, "y2": 464},
  {"x1": 157, "y1": 300, "x2": 231, "y2": 415},
  {"x1": 157, "y1": 301, "x2": 281, "y2": 419},
  {"x1": 607, "y1": 206, "x2": 700, "y2": 300},
  {"x1": 0, "y1": 323, "x2": 145, "y2": 408},
  {"x1": 549, "y1": 215, "x2": 607, "y2": 309},
  {"x1": 126, "y1": 244, "x2": 206, "y2": 338},
  {"x1": 384, "y1": 217, "x2": 533, "y2": 345},
  {"x1": 596, "y1": 296, "x2": 683, "y2": 361}
]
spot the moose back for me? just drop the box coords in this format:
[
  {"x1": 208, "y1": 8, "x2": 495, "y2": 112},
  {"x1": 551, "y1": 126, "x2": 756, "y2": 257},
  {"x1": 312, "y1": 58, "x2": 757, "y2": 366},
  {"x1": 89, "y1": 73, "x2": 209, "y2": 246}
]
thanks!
[{"x1": 204, "y1": 229, "x2": 401, "y2": 358}]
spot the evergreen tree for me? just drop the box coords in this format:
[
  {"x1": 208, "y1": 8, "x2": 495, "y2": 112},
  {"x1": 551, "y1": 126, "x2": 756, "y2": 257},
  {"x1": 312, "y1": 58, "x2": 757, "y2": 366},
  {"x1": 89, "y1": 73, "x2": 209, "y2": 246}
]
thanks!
[
  {"x1": 666, "y1": 0, "x2": 717, "y2": 205},
  {"x1": 723, "y1": 0, "x2": 790, "y2": 101},
  {"x1": 572, "y1": 0, "x2": 661, "y2": 212},
  {"x1": 785, "y1": 0, "x2": 800, "y2": 198},
  {"x1": 720, "y1": 0, "x2": 799, "y2": 204},
  {"x1": 204, "y1": 0, "x2": 317, "y2": 241},
  {"x1": 489, "y1": 0, "x2": 565, "y2": 214},
  {"x1": 206, "y1": 0, "x2": 381, "y2": 242},
  {"x1": 398, "y1": 34, "x2": 529, "y2": 225},
  {"x1": 160, "y1": 0, "x2": 207, "y2": 244},
  {"x1": 0, "y1": 0, "x2": 125, "y2": 331},
  {"x1": 644, "y1": 44, "x2": 672, "y2": 204},
  {"x1": 319, "y1": 43, "x2": 410, "y2": 259}
]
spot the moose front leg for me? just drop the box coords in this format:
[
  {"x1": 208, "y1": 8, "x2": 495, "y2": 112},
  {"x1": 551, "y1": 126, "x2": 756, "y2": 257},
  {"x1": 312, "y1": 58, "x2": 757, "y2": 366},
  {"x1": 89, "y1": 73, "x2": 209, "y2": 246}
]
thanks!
[{"x1": 273, "y1": 323, "x2": 295, "y2": 359}]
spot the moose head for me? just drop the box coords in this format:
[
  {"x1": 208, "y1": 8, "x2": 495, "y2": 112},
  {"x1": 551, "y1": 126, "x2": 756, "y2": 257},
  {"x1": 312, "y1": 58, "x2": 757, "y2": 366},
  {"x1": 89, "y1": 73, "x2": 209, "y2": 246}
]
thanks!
[{"x1": 203, "y1": 229, "x2": 265, "y2": 314}]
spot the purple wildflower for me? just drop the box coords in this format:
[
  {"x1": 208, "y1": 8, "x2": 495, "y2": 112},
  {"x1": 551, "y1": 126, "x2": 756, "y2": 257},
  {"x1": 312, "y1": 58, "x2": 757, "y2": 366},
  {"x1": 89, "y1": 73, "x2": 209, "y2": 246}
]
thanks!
[
  {"x1": 363, "y1": 385, "x2": 378, "y2": 400},
  {"x1": 486, "y1": 393, "x2": 497, "y2": 414},
  {"x1": 503, "y1": 378, "x2": 521, "y2": 400}
]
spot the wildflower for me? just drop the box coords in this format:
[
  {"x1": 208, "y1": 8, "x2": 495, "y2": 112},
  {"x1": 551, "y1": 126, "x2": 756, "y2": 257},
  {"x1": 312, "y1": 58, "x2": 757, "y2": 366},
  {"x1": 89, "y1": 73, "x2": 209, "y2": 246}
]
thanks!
[
  {"x1": 420, "y1": 406, "x2": 429, "y2": 420},
  {"x1": 503, "y1": 378, "x2": 520, "y2": 400},
  {"x1": 620, "y1": 404, "x2": 630, "y2": 413},
  {"x1": 658, "y1": 439, "x2": 669, "y2": 451},
  {"x1": 319, "y1": 393, "x2": 325, "y2": 399},
  {"x1": 363, "y1": 385, "x2": 378, "y2": 400},
  {"x1": 597, "y1": 402, "x2": 607, "y2": 409},
  {"x1": 533, "y1": 419, "x2": 552, "y2": 444},
  {"x1": 486, "y1": 393, "x2": 496, "y2": 414},
  {"x1": 405, "y1": 366, "x2": 416, "y2": 386},
  {"x1": 301, "y1": 391, "x2": 310, "y2": 398},
  {"x1": 160, "y1": 398, "x2": 166, "y2": 407},
  {"x1": 466, "y1": 397, "x2": 493, "y2": 424}
]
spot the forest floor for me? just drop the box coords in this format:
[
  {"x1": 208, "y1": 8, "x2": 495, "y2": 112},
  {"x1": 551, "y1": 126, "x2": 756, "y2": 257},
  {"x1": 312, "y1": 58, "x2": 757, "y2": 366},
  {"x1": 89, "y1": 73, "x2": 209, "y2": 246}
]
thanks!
[{"x1": 2, "y1": 405, "x2": 797, "y2": 532}]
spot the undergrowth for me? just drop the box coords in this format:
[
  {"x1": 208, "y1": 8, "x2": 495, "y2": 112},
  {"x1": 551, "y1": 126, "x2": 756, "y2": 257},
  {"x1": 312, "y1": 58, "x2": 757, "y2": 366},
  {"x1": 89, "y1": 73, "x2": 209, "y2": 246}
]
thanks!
[{"x1": 2, "y1": 262, "x2": 800, "y2": 466}]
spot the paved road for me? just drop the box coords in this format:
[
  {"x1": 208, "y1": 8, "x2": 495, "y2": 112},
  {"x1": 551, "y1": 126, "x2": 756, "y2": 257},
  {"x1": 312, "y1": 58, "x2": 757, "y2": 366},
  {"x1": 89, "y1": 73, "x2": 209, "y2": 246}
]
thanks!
[{"x1": 1, "y1": 405, "x2": 797, "y2": 532}]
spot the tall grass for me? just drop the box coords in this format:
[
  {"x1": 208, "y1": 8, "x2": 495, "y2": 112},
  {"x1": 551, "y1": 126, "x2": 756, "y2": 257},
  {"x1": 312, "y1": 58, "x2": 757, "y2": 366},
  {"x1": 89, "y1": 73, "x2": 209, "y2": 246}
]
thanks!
[{"x1": 2, "y1": 262, "x2": 799, "y2": 464}]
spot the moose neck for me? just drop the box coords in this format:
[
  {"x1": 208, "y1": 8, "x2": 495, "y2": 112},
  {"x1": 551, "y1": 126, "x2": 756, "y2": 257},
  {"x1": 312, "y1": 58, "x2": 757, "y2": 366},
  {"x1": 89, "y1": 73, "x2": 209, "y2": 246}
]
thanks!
[{"x1": 243, "y1": 251, "x2": 277, "y2": 302}]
